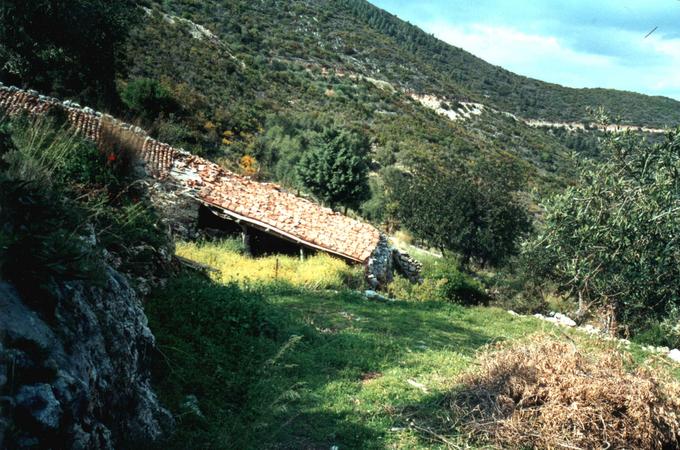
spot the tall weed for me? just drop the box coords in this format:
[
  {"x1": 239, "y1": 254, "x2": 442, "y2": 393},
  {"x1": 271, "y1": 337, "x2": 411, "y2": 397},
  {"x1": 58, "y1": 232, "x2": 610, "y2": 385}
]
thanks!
[{"x1": 176, "y1": 240, "x2": 364, "y2": 290}]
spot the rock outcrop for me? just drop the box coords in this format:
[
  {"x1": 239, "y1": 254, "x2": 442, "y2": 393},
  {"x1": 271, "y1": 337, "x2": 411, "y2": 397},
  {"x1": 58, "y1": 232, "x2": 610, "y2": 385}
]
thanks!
[{"x1": 0, "y1": 265, "x2": 172, "y2": 448}]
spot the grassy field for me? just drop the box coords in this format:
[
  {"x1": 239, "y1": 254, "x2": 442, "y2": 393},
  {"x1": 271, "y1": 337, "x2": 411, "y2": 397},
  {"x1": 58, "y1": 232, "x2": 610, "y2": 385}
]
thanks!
[{"x1": 147, "y1": 245, "x2": 680, "y2": 449}]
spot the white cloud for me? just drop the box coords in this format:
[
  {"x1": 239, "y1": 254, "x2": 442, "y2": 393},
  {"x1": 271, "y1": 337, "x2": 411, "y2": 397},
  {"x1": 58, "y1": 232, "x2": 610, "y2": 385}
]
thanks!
[{"x1": 424, "y1": 22, "x2": 680, "y2": 100}]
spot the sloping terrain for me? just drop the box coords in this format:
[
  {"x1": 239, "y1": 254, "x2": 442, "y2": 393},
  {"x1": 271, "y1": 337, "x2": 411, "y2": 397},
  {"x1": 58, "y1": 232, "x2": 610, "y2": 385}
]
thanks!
[
  {"x1": 148, "y1": 0, "x2": 680, "y2": 127},
  {"x1": 146, "y1": 244, "x2": 680, "y2": 449},
  {"x1": 121, "y1": 0, "x2": 680, "y2": 207},
  {"x1": 125, "y1": 6, "x2": 577, "y2": 198}
]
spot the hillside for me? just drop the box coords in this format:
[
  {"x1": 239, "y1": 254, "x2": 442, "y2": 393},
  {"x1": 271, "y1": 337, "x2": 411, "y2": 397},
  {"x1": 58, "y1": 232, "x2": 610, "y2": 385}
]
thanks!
[
  {"x1": 3, "y1": 2, "x2": 680, "y2": 448},
  {"x1": 150, "y1": 0, "x2": 680, "y2": 127},
  {"x1": 124, "y1": 2, "x2": 580, "y2": 202},
  {"x1": 5, "y1": 0, "x2": 678, "y2": 210},
  {"x1": 113, "y1": 0, "x2": 680, "y2": 214}
]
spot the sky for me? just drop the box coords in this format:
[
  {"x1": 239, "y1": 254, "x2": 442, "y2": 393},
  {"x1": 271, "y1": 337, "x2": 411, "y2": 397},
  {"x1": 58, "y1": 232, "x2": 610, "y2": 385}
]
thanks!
[{"x1": 369, "y1": 0, "x2": 680, "y2": 100}]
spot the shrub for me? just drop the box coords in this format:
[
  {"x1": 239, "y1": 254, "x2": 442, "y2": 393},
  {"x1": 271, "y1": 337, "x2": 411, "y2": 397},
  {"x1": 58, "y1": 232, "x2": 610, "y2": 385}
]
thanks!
[
  {"x1": 97, "y1": 118, "x2": 146, "y2": 185},
  {"x1": 388, "y1": 259, "x2": 487, "y2": 305},
  {"x1": 0, "y1": 115, "x2": 168, "y2": 296},
  {"x1": 388, "y1": 157, "x2": 531, "y2": 267},
  {"x1": 426, "y1": 260, "x2": 487, "y2": 305},
  {"x1": 0, "y1": 118, "x2": 103, "y2": 296},
  {"x1": 1, "y1": 114, "x2": 96, "y2": 185},
  {"x1": 296, "y1": 126, "x2": 370, "y2": 211},
  {"x1": 449, "y1": 335, "x2": 680, "y2": 450},
  {"x1": 0, "y1": 177, "x2": 102, "y2": 297},
  {"x1": 632, "y1": 306, "x2": 680, "y2": 349},
  {"x1": 522, "y1": 128, "x2": 680, "y2": 332},
  {"x1": 120, "y1": 78, "x2": 180, "y2": 122}
]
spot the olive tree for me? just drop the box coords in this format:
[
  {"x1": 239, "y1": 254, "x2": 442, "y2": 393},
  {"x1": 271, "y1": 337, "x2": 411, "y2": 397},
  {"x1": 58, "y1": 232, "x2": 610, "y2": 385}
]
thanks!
[
  {"x1": 522, "y1": 129, "x2": 680, "y2": 331},
  {"x1": 389, "y1": 157, "x2": 531, "y2": 267}
]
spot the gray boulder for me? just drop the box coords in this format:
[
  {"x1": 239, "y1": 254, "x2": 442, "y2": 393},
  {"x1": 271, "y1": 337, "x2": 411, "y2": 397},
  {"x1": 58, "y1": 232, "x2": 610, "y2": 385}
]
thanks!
[{"x1": 0, "y1": 267, "x2": 172, "y2": 449}]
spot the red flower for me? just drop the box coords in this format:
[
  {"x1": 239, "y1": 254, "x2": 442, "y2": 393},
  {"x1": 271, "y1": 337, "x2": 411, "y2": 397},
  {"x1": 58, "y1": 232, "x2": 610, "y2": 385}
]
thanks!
[{"x1": 107, "y1": 153, "x2": 117, "y2": 162}]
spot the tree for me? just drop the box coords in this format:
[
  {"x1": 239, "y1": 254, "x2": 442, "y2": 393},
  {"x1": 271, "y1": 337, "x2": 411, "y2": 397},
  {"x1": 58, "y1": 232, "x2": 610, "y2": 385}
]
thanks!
[
  {"x1": 120, "y1": 78, "x2": 179, "y2": 122},
  {"x1": 389, "y1": 157, "x2": 531, "y2": 267},
  {"x1": 0, "y1": 0, "x2": 141, "y2": 108},
  {"x1": 296, "y1": 127, "x2": 370, "y2": 211},
  {"x1": 522, "y1": 129, "x2": 680, "y2": 332}
]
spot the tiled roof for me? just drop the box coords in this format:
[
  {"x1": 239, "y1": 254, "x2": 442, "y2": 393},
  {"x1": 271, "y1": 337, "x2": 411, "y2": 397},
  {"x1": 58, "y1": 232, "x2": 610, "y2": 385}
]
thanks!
[{"x1": 0, "y1": 86, "x2": 381, "y2": 263}]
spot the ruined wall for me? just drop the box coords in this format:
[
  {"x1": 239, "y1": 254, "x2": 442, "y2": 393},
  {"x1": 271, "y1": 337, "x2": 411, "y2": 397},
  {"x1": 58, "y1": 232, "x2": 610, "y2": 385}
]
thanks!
[
  {"x1": 393, "y1": 250, "x2": 423, "y2": 284},
  {"x1": 147, "y1": 179, "x2": 201, "y2": 240},
  {"x1": 366, "y1": 236, "x2": 423, "y2": 289}
]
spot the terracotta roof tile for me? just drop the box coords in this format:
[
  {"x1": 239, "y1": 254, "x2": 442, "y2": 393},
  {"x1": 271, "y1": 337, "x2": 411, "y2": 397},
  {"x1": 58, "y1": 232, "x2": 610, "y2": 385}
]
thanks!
[{"x1": 0, "y1": 86, "x2": 381, "y2": 263}]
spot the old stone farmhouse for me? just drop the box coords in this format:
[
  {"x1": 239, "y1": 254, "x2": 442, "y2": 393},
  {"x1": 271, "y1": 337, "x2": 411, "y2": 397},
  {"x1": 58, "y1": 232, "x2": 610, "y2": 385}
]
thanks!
[{"x1": 0, "y1": 84, "x2": 422, "y2": 287}]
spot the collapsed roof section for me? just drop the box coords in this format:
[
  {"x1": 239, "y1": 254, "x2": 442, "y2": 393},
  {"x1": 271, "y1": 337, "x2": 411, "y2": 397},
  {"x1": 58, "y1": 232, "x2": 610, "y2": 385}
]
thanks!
[{"x1": 0, "y1": 85, "x2": 381, "y2": 263}]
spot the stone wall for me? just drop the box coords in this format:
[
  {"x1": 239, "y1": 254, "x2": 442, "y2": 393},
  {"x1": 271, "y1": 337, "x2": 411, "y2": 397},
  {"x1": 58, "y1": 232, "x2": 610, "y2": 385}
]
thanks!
[
  {"x1": 366, "y1": 236, "x2": 423, "y2": 289},
  {"x1": 393, "y1": 251, "x2": 423, "y2": 284},
  {"x1": 147, "y1": 179, "x2": 201, "y2": 241}
]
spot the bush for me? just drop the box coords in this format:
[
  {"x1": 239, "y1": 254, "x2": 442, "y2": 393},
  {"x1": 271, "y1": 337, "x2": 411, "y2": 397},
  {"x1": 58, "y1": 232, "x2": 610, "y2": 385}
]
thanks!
[
  {"x1": 0, "y1": 177, "x2": 102, "y2": 298},
  {"x1": 0, "y1": 118, "x2": 103, "y2": 295},
  {"x1": 296, "y1": 126, "x2": 370, "y2": 211},
  {"x1": 2, "y1": 114, "x2": 98, "y2": 185},
  {"x1": 387, "y1": 276, "x2": 447, "y2": 302},
  {"x1": 120, "y1": 78, "x2": 180, "y2": 122},
  {"x1": 632, "y1": 307, "x2": 680, "y2": 349},
  {"x1": 427, "y1": 260, "x2": 487, "y2": 305},
  {"x1": 388, "y1": 259, "x2": 487, "y2": 305},
  {"x1": 522, "y1": 128, "x2": 680, "y2": 333},
  {"x1": 0, "y1": 115, "x2": 168, "y2": 296},
  {"x1": 388, "y1": 157, "x2": 531, "y2": 267}
]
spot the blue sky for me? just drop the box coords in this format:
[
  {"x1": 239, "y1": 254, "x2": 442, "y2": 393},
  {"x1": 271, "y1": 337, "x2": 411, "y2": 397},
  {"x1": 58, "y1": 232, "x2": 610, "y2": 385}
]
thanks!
[{"x1": 369, "y1": 0, "x2": 680, "y2": 100}]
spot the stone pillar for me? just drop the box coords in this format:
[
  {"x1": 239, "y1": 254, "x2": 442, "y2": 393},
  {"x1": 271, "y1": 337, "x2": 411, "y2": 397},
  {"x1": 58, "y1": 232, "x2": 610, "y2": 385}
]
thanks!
[{"x1": 365, "y1": 235, "x2": 394, "y2": 289}]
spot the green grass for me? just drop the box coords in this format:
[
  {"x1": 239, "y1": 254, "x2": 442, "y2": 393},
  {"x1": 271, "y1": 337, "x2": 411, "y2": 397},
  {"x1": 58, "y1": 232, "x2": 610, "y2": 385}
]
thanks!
[
  {"x1": 147, "y1": 271, "x2": 680, "y2": 449},
  {"x1": 146, "y1": 243, "x2": 680, "y2": 449}
]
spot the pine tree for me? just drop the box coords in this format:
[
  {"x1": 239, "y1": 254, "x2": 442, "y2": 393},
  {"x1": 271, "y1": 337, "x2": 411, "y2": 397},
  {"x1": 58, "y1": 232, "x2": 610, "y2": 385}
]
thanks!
[{"x1": 296, "y1": 127, "x2": 370, "y2": 211}]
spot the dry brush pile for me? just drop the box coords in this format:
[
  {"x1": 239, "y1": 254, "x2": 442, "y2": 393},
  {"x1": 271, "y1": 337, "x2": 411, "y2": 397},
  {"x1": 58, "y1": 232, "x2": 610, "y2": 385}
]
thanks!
[{"x1": 449, "y1": 335, "x2": 680, "y2": 450}]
